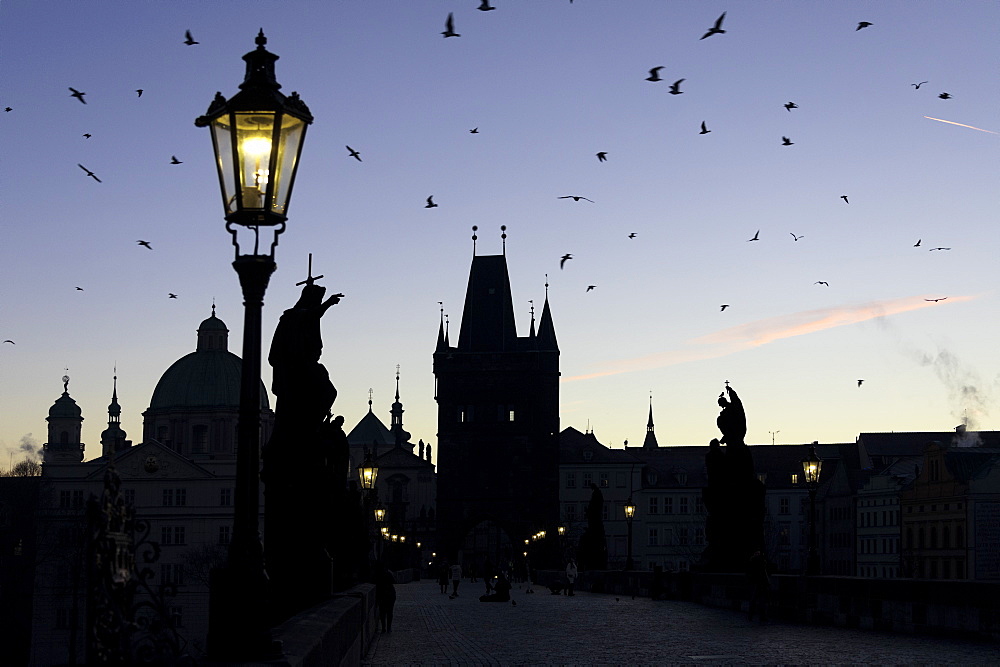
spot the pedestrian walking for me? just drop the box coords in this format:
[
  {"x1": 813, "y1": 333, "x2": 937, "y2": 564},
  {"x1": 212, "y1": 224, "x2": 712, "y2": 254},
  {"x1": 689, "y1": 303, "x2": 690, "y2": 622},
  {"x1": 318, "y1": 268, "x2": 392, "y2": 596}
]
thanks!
[
  {"x1": 374, "y1": 562, "x2": 396, "y2": 632},
  {"x1": 449, "y1": 561, "x2": 463, "y2": 598},
  {"x1": 438, "y1": 559, "x2": 450, "y2": 594},
  {"x1": 483, "y1": 559, "x2": 495, "y2": 595},
  {"x1": 565, "y1": 558, "x2": 578, "y2": 596},
  {"x1": 746, "y1": 550, "x2": 770, "y2": 623}
]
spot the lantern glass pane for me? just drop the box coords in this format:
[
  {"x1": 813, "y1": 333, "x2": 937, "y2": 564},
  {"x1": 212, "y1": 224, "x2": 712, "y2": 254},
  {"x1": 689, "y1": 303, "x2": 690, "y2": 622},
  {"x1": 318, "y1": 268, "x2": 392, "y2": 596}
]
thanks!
[
  {"x1": 234, "y1": 112, "x2": 276, "y2": 211},
  {"x1": 271, "y1": 116, "x2": 306, "y2": 216},
  {"x1": 210, "y1": 116, "x2": 237, "y2": 215}
]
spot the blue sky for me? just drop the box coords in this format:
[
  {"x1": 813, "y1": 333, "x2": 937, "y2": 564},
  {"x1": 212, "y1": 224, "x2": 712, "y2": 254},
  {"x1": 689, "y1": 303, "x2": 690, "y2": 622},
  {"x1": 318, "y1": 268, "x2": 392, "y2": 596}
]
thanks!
[{"x1": 2, "y1": 1, "x2": 999, "y2": 463}]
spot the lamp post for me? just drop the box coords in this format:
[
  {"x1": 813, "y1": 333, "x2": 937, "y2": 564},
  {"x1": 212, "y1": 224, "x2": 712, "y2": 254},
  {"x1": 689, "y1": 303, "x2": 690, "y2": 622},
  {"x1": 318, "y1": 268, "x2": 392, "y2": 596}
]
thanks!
[
  {"x1": 801, "y1": 443, "x2": 823, "y2": 575},
  {"x1": 358, "y1": 451, "x2": 380, "y2": 564},
  {"x1": 624, "y1": 496, "x2": 636, "y2": 570},
  {"x1": 197, "y1": 30, "x2": 312, "y2": 660}
]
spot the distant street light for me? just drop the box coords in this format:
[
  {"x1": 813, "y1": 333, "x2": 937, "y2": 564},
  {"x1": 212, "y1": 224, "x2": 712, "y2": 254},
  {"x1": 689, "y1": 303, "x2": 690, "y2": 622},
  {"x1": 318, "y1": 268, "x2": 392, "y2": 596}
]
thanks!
[
  {"x1": 801, "y1": 443, "x2": 823, "y2": 575},
  {"x1": 624, "y1": 496, "x2": 636, "y2": 570}
]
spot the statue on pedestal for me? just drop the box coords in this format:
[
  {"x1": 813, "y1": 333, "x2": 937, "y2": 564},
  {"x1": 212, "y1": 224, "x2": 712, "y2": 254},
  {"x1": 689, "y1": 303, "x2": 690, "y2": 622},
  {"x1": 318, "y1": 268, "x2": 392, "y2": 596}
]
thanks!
[
  {"x1": 262, "y1": 261, "x2": 346, "y2": 620},
  {"x1": 701, "y1": 383, "x2": 765, "y2": 572}
]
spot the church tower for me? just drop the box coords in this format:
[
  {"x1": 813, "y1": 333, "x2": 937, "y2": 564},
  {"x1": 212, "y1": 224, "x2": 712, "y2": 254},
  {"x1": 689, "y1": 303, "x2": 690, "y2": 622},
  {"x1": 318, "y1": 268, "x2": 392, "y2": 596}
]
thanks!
[
  {"x1": 642, "y1": 396, "x2": 659, "y2": 449},
  {"x1": 434, "y1": 229, "x2": 560, "y2": 563},
  {"x1": 43, "y1": 375, "x2": 85, "y2": 464},
  {"x1": 101, "y1": 374, "x2": 132, "y2": 457}
]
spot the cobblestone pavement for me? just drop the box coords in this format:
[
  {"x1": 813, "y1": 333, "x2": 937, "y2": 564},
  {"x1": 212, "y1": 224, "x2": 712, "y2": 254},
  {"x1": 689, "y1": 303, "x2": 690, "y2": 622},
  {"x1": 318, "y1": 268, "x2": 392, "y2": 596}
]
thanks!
[{"x1": 363, "y1": 579, "x2": 998, "y2": 666}]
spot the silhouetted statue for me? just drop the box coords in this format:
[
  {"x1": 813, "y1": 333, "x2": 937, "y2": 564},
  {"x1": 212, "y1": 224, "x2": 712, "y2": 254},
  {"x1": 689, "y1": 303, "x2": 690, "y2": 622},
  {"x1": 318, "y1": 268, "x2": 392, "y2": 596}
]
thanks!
[
  {"x1": 701, "y1": 384, "x2": 765, "y2": 573},
  {"x1": 577, "y1": 483, "x2": 608, "y2": 571},
  {"x1": 262, "y1": 280, "x2": 344, "y2": 621}
]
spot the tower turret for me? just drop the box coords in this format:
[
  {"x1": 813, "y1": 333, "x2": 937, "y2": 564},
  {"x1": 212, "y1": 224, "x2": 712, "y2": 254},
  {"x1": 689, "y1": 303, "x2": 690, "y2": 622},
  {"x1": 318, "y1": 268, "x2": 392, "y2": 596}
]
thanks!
[
  {"x1": 43, "y1": 374, "x2": 85, "y2": 463},
  {"x1": 101, "y1": 374, "x2": 132, "y2": 457}
]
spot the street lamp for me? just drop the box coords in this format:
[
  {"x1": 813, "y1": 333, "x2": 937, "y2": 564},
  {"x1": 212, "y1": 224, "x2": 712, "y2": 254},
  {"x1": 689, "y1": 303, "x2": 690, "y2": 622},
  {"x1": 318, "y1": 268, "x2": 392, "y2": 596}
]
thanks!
[
  {"x1": 624, "y1": 496, "x2": 636, "y2": 570},
  {"x1": 801, "y1": 443, "x2": 823, "y2": 575},
  {"x1": 358, "y1": 452, "x2": 379, "y2": 492},
  {"x1": 198, "y1": 30, "x2": 312, "y2": 660},
  {"x1": 374, "y1": 502, "x2": 386, "y2": 525}
]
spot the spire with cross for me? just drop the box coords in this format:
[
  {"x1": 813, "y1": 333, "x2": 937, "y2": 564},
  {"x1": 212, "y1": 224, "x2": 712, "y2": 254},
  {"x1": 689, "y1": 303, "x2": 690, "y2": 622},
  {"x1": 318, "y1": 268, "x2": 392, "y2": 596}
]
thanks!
[{"x1": 295, "y1": 253, "x2": 324, "y2": 287}]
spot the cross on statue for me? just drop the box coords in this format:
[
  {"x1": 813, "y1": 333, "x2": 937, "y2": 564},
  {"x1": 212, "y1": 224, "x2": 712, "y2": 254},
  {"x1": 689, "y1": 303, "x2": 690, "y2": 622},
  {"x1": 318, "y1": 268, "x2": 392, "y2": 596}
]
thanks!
[
  {"x1": 295, "y1": 253, "x2": 324, "y2": 287},
  {"x1": 724, "y1": 380, "x2": 730, "y2": 388}
]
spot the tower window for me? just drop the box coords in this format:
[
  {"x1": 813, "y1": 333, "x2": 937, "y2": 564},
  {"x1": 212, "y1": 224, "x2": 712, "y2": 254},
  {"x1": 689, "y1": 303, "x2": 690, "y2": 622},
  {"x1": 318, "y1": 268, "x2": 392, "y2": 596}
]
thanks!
[{"x1": 508, "y1": 409, "x2": 515, "y2": 422}]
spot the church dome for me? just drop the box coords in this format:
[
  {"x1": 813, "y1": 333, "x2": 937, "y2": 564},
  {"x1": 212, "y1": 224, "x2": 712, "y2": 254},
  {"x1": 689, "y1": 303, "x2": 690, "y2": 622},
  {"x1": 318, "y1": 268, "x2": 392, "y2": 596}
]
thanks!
[
  {"x1": 148, "y1": 310, "x2": 270, "y2": 411},
  {"x1": 49, "y1": 392, "x2": 82, "y2": 419}
]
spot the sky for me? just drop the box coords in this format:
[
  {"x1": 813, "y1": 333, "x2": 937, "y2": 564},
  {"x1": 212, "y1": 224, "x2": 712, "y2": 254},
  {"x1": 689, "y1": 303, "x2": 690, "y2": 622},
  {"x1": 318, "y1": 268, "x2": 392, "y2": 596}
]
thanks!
[{"x1": 2, "y1": 1, "x2": 999, "y2": 465}]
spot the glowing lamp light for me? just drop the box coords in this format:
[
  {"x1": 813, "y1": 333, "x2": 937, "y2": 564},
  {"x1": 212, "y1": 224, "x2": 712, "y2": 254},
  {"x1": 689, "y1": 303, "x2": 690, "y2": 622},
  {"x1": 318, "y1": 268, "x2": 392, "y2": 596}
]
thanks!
[
  {"x1": 624, "y1": 497, "x2": 636, "y2": 520},
  {"x1": 801, "y1": 443, "x2": 823, "y2": 485},
  {"x1": 374, "y1": 503, "x2": 386, "y2": 524},
  {"x1": 195, "y1": 30, "x2": 313, "y2": 230},
  {"x1": 357, "y1": 453, "x2": 378, "y2": 491},
  {"x1": 558, "y1": 526, "x2": 566, "y2": 536}
]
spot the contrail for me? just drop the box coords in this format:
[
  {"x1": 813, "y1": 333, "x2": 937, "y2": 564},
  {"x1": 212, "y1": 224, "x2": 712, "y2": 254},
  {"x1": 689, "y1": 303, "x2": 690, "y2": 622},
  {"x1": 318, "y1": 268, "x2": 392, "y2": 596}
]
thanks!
[
  {"x1": 564, "y1": 295, "x2": 976, "y2": 382},
  {"x1": 924, "y1": 116, "x2": 998, "y2": 134}
]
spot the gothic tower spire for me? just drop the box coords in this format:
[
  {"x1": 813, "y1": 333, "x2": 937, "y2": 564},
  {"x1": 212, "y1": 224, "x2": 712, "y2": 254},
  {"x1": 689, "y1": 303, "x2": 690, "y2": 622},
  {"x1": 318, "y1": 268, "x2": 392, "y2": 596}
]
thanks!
[{"x1": 642, "y1": 394, "x2": 659, "y2": 449}]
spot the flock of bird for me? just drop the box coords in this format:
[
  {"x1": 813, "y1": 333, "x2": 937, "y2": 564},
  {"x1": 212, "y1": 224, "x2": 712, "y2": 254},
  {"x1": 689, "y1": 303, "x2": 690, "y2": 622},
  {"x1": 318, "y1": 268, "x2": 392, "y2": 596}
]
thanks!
[{"x1": 2, "y1": 8, "x2": 967, "y2": 389}]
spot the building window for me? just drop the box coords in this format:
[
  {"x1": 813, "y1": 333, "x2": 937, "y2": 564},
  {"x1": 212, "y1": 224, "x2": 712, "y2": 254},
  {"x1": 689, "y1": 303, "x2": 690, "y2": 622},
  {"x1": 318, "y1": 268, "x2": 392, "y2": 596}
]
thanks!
[
  {"x1": 791, "y1": 473, "x2": 799, "y2": 484},
  {"x1": 565, "y1": 503, "x2": 576, "y2": 521},
  {"x1": 779, "y1": 498, "x2": 790, "y2": 515},
  {"x1": 582, "y1": 472, "x2": 593, "y2": 488},
  {"x1": 602, "y1": 502, "x2": 609, "y2": 521},
  {"x1": 648, "y1": 497, "x2": 659, "y2": 515},
  {"x1": 219, "y1": 525, "x2": 231, "y2": 545},
  {"x1": 648, "y1": 528, "x2": 659, "y2": 547},
  {"x1": 694, "y1": 527, "x2": 705, "y2": 546},
  {"x1": 695, "y1": 496, "x2": 704, "y2": 514},
  {"x1": 508, "y1": 409, "x2": 515, "y2": 422},
  {"x1": 779, "y1": 524, "x2": 790, "y2": 546},
  {"x1": 679, "y1": 497, "x2": 689, "y2": 514},
  {"x1": 59, "y1": 490, "x2": 71, "y2": 509},
  {"x1": 678, "y1": 527, "x2": 689, "y2": 545},
  {"x1": 220, "y1": 488, "x2": 232, "y2": 506},
  {"x1": 163, "y1": 489, "x2": 173, "y2": 506},
  {"x1": 616, "y1": 472, "x2": 626, "y2": 488},
  {"x1": 161, "y1": 563, "x2": 184, "y2": 586},
  {"x1": 72, "y1": 490, "x2": 85, "y2": 509},
  {"x1": 161, "y1": 526, "x2": 185, "y2": 546},
  {"x1": 664, "y1": 498, "x2": 673, "y2": 514},
  {"x1": 192, "y1": 425, "x2": 208, "y2": 453},
  {"x1": 566, "y1": 472, "x2": 576, "y2": 488},
  {"x1": 599, "y1": 472, "x2": 609, "y2": 488}
]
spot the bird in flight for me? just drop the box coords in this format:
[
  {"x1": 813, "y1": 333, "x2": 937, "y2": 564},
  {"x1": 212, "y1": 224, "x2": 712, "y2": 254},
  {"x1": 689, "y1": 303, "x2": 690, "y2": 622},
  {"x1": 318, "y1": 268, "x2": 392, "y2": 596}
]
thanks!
[
  {"x1": 646, "y1": 66, "x2": 664, "y2": 82},
  {"x1": 346, "y1": 145, "x2": 362, "y2": 161},
  {"x1": 3, "y1": 107, "x2": 11, "y2": 112},
  {"x1": 425, "y1": 195, "x2": 438, "y2": 208},
  {"x1": 913, "y1": 239, "x2": 921, "y2": 247},
  {"x1": 784, "y1": 102, "x2": 798, "y2": 112},
  {"x1": 78, "y1": 164, "x2": 101, "y2": 182},
  {"x1": 168, "y1": 293, "x2": 178, "y2": 299},
  {"x1": 790, "y1": 233, "x2": 804, "y2": 241},
  {"x1": 748, "y1": 230, "x2": 760, "y2": 242},
  {"x1": 929, "y1": 247, "x2": 951, "y2": 251},
  {"x1": 841, "y1": 195, "x2": 849, "y2": 204},
  {"x1": 699, "y1": 121, "x2": 711, "y2": 135},
  {"x1": 442, "y1": 13, "x2": 460, "y2": 37},
  {"x1": 83, "y1": 133, "x2": 91, "y2": 139},
  {"x1": 720, "y1": 304, "x2": 730, "y2": 311},
  {"x1": 596, "y1": 152, "x2": 608, "y2": 162},
  {"x1": 938, "y1": 92, "x2": 952, "y2": 99},
  {"x1": 69, "y1": 87, "x2": 87, "y2": 104},
  {"x1": 700, "y1": 12, "x2": 726, "y2": 39},
  {"x1": 856, "y1": 21, "x2": 873, "y2": 30},
  {"x1": 559, "y1": 195, "x2": 594, "y2": 202},
  {"x1": 170, "y1": 156, "x2": 182, "y2": 164},
  {"x1": 469, "y1": 127, "x2": 479, "y2": 134},
  {"x1": 137, "y1": 240, "x2": 152, "y2": 249},
  {"x1": 781, "y1": 136, "x2": 794, "y2": 146},
  {"x1": 2, "y1": 340, "x2": 14, "y2": 345},
  {"x1": 75, "y1": 286, "x2": 84, "y2": 291},
  {"x1": 925, "y1": 297, "x2": 948, "y2": 302},
  {"x1": 478, "y1": 0, "x2": 496, "y2": 10},
  {"x1": 586, "y1": 285, "x2": 596, "y2": 292},
  {"x1": 184, "y1": 30, "x2": 199, "y2": 45},
  {"x1": 814, "y1": 281, "x2": 829, "y2": 286},
  {"x1": 668, "y1": 79, "x2": 685, "y2": 95},
  {"x1": 912, "y1": 81, "x2": 928, "y2": 89},
  {"x1": 857, "y1": 379, "x2": 864, "y2": 387},
  {"x1": 560, "y1": 254, "x2": 573, "y2": 269},
  {"x1": 628, "y1": 233, "x2": 637, "y2": 239},
  {"x1": 136, "y1": 89, "x2": 144, "y2": 97}
]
